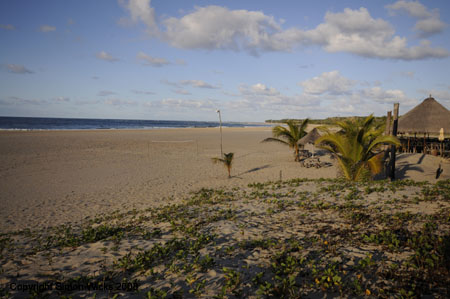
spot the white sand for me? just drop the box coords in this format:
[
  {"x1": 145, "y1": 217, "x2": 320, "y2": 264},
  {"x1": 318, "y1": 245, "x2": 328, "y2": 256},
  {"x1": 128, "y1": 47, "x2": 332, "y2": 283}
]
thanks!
[{"x1": 0, "y1": 128, "x2": 448, "y2": 233}]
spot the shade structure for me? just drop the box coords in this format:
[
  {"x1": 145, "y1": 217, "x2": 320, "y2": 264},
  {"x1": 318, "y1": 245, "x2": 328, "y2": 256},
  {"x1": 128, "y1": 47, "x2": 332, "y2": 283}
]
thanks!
[
  {"x1": 397, "y1": 96, "x2": 450, "y2": 135},
  {"x1": 299, "y1": 127, "x2": 321, "y2": 145}
]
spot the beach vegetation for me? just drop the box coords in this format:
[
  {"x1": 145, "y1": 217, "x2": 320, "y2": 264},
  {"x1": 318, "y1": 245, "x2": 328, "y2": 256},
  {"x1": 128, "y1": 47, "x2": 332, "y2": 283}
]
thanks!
[
  {"x1": 262, "y1": 119, "x2": 309, "y2": 161},
  {"x1": 211, "y1": 152, "x2": 234, "y2": 178},
  {"x1": 315, "y1": 114, "x2": 400, "y2": 181},
  {"x1": 2, "y1": 179, "x2": 450, "y2": 298}
]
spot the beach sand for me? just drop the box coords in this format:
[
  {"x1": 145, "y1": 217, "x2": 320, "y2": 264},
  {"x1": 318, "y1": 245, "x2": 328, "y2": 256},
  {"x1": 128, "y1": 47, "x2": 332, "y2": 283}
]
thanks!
[
  {"x1": 0, "y1": 127, "x2": 448, "y2": 233},
  {"x1": 1, "y1": 128, "x2": 449, "y2": 297}
]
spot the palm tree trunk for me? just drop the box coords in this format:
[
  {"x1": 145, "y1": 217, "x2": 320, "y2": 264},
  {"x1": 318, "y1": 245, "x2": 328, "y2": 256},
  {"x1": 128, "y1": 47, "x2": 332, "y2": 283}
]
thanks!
[
  {"x1": 227, "y1": 166, "x2": 231, "y2": 178},
  {"x1": 294, "y1": 144, "x2": 299, "y2": 162}
]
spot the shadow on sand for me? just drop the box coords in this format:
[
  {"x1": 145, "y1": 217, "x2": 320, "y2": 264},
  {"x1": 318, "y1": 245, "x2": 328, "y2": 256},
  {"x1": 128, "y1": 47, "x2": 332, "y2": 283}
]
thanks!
[
  {"x1": 237, "y1": 164, "x2": 271, "y2": 176},
  {"x1": 374, "y1": 153, "x2": 425, "y2": 181}
]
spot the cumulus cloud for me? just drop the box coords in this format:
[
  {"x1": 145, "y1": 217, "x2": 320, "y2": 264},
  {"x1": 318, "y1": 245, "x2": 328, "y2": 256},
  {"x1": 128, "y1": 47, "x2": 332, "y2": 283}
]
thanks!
[
  {"x1": 361, "y1": 87, "x2": 410, "y2": 104},
  {"x1": 162, "y1": 5, "x2": 291, "y2": 54},
  {"x1": 5, "y1": 64, "x2": 34, "y2": 74},
  {"x1": 96, "y1": 51, "x2": 119, "y2": 62},
  {"x1": 180, "y1": 80, "x2": 220, "y2": 89},
  {"x1": 302, "y1": 8, "x2": 447, "y2": 59},
  {"x1": 120, "y1": 1, "x2": 448, "y2": 59},
  {"x1": 137, "y1": 51, "x2": 170, "y2": 67},
  {"x1": 414, "y1": 18, "x2": 446, "y2": 37},
  {"x1": 118, "y1": 0, "x2": 158, "y2": 34},
  {"x1": 299, "y1": 71, "x2": 356, "y2": 95},
  {"x1": 386, "y1": 1, "x2": 446, "y2": 37},
  {"x1": 239, "y1": 83, "x2": 280, "y2": 96},
  {"x1": 0, "y1": 24, "x2": 15, "y2": 30},
  {"x1": 39, "y1": 25, "x2": 56, "y2": 32},
  {"x1": 234, "y1": 82, "x2": 319, "y2": 111}
]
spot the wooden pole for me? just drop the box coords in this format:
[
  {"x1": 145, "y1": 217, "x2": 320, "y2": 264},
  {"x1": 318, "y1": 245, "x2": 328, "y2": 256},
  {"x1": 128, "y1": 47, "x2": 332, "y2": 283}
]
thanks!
[
  {"x1": 384, "y1": 111, "x2": 392, "y2": 178},
  {"x1": 217, "y1": 110, "x2": 223, "y2": 157},
  {"x1": 389, "y1": 103, "x2": 399, "y2": 180},
  {"x1": 385, "y1": 111, "x2": 392, "y2": 136}
]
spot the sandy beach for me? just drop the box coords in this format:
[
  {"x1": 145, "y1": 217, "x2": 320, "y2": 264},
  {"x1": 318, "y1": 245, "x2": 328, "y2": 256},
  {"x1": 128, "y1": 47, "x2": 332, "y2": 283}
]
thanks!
[
  {"x1": 0, "y1": 128, "x2": 449, "y2": 297},
  {"x1": 0, "y1": 127, "x2": 448, "y2": 233}
]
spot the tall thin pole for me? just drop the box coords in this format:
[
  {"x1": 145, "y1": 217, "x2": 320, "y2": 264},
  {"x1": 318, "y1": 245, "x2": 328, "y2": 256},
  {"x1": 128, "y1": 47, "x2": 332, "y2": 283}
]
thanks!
[
  {"x1": 217, "y1": 110, "x2": 223, "y2": 157},
  {"x1": 389, "y1": 103, "x2": 399, "y2": 181},
  {"x1": 384, "y1": 111, "x2": 392, "y2": 178}
]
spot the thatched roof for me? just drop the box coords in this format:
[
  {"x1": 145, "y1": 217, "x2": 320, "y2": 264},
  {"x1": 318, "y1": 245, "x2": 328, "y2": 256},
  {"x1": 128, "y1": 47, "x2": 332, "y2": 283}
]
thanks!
[
  {"x1": 299, "y1": 127, "x2": 321, "y2": 145},
  {"x1": 397, "y1": 97, "x2": 450, "y2": 135}
]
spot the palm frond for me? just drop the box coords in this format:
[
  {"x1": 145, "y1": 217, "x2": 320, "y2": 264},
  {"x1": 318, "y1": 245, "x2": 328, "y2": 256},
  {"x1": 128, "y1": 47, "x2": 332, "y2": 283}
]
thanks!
[{"x1": 261, "y1": 137, "x2": 290, "y2": 146}]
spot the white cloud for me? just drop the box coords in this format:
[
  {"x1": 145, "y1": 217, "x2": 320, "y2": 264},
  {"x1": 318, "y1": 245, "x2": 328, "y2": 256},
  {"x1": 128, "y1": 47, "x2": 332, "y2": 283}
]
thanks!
[
  {"x1": 159, "y1": 98, "x2": 217, "y2": 110},
  {"x1": 119, "y1": 0, "x2": 158, "y2": 34},
  {"x1": 122, "y1": 2, "x2": 448, "y2": 59},
  {"x1": 386, "y1": 0, "x2": 431, "y2": 18},
  {"x1": 5, "y1": 64, "x2": 34, "y2": 74},
  {"x1": 132, "y1": 89, "x2": 155, "y2": 95},
  {"x1": 97, "y1": 90, "x2": 117, "y2": 97},
  {"x1": 54, "y1": 96, "x2": 70, "y2": 102},
  {"x1": 160, "y1": 79, "x2": 179, "y2": 87},
  {"x1": 233, "y1": 82, "x2": 319, "y2": 112},
  {"x1": 239, "y1": 83, "x2": 280, "y2": 96},
  {"x1": 39, "y1": 25, "x2": 56, "y2": 32},
  {"x1": 173, "y1": 89, "x2": 191, "y2": 95},
  {"x1": 0, "y1": 24, "x2": 15, "y2": 30},
  {"x1": 96, "y1": 51, "x2": 119, "y2": 62},
  {"x1": 162, "y1": 5, "x2": 291, "y2": 55},
  {"x1": 137, "y1": 51, "x2": 170, "y2": 67},
  {"x1": 0, "y1": 96, "x2": 45, "y2": 105},
  {"x1": 299, "y1": 71, "x2": 356, "y2": 95},
  {"x1": 180, "y1": 80, "x2": 220, "y2": 89},
  {"x1": 361, "y1": 87, "x2": 410, "y2": 104},
  {"x1": 104, "y1": 98, "x2": 137, "y2": 106},
  {"x1": 302, "y1": 8, "x2": 447, "y2": 60},
  {"x1": 414, "y1": 18, "x2": 446, "y2": 37},
  {"x1": 386, "y1": 1, "x2": 446, "y2": 37}
]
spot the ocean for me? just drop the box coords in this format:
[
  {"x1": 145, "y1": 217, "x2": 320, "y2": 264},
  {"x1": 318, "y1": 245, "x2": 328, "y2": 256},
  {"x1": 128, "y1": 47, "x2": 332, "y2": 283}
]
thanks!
[{"x1": 0, "y1": 116, "x2": 269, "y2": 130}]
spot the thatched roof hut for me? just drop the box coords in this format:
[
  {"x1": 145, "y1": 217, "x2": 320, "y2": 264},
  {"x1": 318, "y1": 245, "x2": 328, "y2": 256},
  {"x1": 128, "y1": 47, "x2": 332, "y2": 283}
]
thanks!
[
  {"x1": 299, "y1": 127, "x2": 321, "y2": 145},
  {"x1": 398, "y1": 96, "x2": 450, "y2": 136}
]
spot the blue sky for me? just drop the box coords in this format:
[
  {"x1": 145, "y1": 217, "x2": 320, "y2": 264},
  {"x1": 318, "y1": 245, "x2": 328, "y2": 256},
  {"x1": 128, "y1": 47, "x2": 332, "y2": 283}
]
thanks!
[{"x1": 1, "y1": 0, "x2": 449, "y2": 122}]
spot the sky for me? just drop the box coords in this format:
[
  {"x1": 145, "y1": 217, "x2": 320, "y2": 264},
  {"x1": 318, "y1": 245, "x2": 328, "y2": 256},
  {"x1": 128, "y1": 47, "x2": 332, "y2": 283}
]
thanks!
[{"x1": 1, "y1": 0, "x2": 450, "y2": 122}]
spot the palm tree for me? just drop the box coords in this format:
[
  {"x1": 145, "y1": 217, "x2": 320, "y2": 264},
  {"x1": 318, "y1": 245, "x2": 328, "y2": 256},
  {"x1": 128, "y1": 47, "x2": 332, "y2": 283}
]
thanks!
[
  {"x1": 212, "y1": 152, "x2": 234, "y2": 178},
  {"x1": 315, "y1": 115, "x2": 400, "y2": 181},
  {"x1": 262, "y1": 119, "x2": 309, "y2": 161}
]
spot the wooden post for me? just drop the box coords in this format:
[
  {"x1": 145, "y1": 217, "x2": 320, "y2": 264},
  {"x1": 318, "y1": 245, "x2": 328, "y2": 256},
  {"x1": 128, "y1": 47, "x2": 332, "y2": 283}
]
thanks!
[
  {"x1": 385, "y1": 111, "x2": 392, "y2": 136},
  {"x1": 423, "y1": 134, "x2": 426, "y2": 154},
  {"x1": 389, "y1": 103, "x2": 399, "y2": 180},
  {"x1": 384, "y1": 111, "x2": 392, "y2": 178}
]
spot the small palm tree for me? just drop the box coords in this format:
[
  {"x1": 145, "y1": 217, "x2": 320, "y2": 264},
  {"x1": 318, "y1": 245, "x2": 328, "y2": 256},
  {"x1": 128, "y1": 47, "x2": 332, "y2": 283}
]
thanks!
[
  {"x1": 315, "y1": 115, "x2": 400, "y2": 181},
  {"x1": 212, "y1": 152, "x2": 234, "y2": 178},
  {"x1": 262, "y1": 119, "x2": 309, "y2": 161}
]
